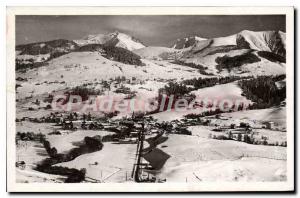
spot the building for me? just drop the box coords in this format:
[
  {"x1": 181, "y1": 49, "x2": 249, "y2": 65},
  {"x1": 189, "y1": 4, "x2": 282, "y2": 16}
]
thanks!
[{"x1": 265, "y1": 121, "x2": 274, "y2": 129}]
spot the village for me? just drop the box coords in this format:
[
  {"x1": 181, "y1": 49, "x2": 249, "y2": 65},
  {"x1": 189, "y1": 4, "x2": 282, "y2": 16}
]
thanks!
[{"x1": 15, "y1": 103, "x2": 287, "y2": 183}]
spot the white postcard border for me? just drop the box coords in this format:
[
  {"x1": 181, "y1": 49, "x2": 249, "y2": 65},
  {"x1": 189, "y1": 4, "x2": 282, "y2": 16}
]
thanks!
[{"x1": 6, "y1": 6, "x2": 294, "y2": 192}]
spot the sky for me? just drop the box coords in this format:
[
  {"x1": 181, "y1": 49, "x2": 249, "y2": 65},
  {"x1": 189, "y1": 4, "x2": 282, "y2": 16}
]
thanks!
[{"x1": 16, "y1": 15, "x2": 286, "y2": 47}]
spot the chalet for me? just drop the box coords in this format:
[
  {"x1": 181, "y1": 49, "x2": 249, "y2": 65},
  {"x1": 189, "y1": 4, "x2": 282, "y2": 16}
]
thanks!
[{"x1": 265, "y1": 121, "x2": 274, "y2": 129}]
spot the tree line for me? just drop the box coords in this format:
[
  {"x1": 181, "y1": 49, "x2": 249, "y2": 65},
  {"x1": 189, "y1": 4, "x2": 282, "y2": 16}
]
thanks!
[
  {"x1": 171, "y1": 60, "x2": 214, "y2": 75},
  {"x1": 35, "y1": 135, "x2": 103, "y2": 183},
  {"x1": 238, "y1": 76, "x2": 286, "y2": 108},
  {"x1": 77, "y1": 44, "x2": 144, "y2": 66},
  {"x1": 215, "y1": 52, "x2": 261, "y2": 72}
]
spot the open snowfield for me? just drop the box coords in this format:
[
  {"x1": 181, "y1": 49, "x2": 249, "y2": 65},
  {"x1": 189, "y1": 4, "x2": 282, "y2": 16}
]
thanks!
[
  {"x1": 16, "y1": 121, "x2": 59, "y2": 135},
  {"x1": 181, "y1": 49, "x2": 251, "y2": 75},
  {"x1": 56, "y1": 142, "x2": 137, "y2": 182},
  {"x1": 153, "y1": 82, "x2": 252, "y2": 122},
  {"x1": 133, "y1": 46, "x2": 179, "y2": 60},
  {"x1": 211, "y1": 34, "x2": 237, "y2": 47},
  {"x1": 253, "y1": 129, "x2": 287, "y2": 144},
  {"x1": 16, "y1": 52, "x2": 203, "y2": 100},
  {"x1": 47, "y1": 130, "x2": 114, "y2": 153},
  {"x1": 16, "y1": 168, "x2": 66, "y2": 183},
  {"x1": 220, "y1": 107, "x2": 286, "y2": 129},
  {"x1": 157, "y1": 133, "x2": 286, "y2": 182},
  {"x1": 238, "y1": 54, "x2": 285, "y2": 76},
  {"x1": 152, "y1": 108, "x2": 204, "y2": 122},
  {"x1": 16, "y1": 140, "x2": 67, "y2": 183},
  {"x1": 181, "y1": 48, "x2": 285, "y2": 76},
  {"x1": 189, "y1": 124, "x2": 286, "y2": 145},
  {"x1": 16, "y1": 141, "x2": 47, "y2": 167},
  {"x1": 44, "y1": 126, "x2": 286, "y2": 183},
  {"x1": 191, "y1": 81, "x2": 252, "y2": 104}
]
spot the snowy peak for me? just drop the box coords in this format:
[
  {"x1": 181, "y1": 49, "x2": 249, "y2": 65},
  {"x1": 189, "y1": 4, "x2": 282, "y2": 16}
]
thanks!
[
  {"x1": 113, "y1": 32, "x2": 146, "y2": 51},
  {"x1": 172, "y1": 36, "x2": 207, "y2": 49},
  {"x1": 236, "y1": 30, "x2": 286, "y2": 57},
  {"x1": 172, "y1": 30, "x2": 286, "y2": 57},
  {"x1": 74, "y1": 31, "x2": 146, "y2": 51},
  {"x1": 75, "y1": 34, "x2": 111, "y2": 45},
  {"x1": 210, "y1": 30, "x2": 286, "y2": 56}
]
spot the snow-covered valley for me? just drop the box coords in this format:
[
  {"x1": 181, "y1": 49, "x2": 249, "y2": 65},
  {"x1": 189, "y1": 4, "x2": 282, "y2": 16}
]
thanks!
[{"x1": 15, "y1": 29, "x2": 287, "y2": 183}]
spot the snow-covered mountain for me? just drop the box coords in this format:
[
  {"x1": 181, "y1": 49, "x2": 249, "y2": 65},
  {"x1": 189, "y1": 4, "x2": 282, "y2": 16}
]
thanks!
[
  {"x1": 74, "y1": 31, "x2": 146, "y2": 51},
  {"x1": 236, "y1": 30, "x2": 286, "y2": 57},
  {"x1": 172, "y1": 30, "x2": 286, "y2": 57},
  {"x1": 15, "y1": 32, "x2": 146, "y2": 67},
  {"x1": 172, "y1": 36, "x2": 207, "y2": 49},
  {"x1": 15, "y1": 29, "x2": 286, "y2": 77},
  {"x1": 133, "y1": 30, "x2": 286, "y2": 77}
]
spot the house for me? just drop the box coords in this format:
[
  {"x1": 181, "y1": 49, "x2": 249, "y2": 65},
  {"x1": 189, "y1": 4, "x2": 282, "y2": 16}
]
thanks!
[{"x1": 265, "y1": 121, "x2": 274, "y2": 129}]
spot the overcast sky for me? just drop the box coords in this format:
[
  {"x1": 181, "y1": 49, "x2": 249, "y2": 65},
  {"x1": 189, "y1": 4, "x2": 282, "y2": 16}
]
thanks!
[{"x1": 16, "y1": 15, "x2": 286, "y2": 47}]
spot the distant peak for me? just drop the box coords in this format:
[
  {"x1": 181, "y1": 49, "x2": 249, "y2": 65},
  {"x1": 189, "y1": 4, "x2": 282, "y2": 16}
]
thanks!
[
  {"x1": 74, "y1": 31, "x2": 145, "y2": 51},
  {"x1": 172, "y1": 35, "x2": 207, "y2": 49},
  {"x1": 110, "y1": 31, "x2": 120, "y2": 36}
]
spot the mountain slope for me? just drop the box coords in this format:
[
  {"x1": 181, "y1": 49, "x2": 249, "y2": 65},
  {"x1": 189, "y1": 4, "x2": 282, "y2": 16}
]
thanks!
[
  {"x1": 165, "y1": 30, "x2": 286, "y2": 76},
  {"x1": 16, "y1": 39, "x2": 78, "y2": 56},
  {"x1": 15, "y1": 29, "x2": 286, "y2": 77},
  {"x1": 133, "y1": 46, "x2": 182, "y2": 60},
  {"x1": 16, "y1": 39, "x2": 79, "y2": 69},
  {"x1": 15, "y1": 51, "x2": 205, "y2": 100},
  {"x1": 77, "y1": 44, "x2": 143, "y2": 66},
  {"x1": 172, "y1": 30, "x2": 286, "y2": 57},
  {"x1": 74, "y1": 31, "x2": 145, "y2": 51},
  {"x1": 236, "y1": 30, "x2": 286, "y2": 57}
]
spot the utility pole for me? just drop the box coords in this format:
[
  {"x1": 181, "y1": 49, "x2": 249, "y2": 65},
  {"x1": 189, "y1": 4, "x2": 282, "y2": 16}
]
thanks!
[{"x1": 134, "y1": 120, "x2": 145, "y2": 182}]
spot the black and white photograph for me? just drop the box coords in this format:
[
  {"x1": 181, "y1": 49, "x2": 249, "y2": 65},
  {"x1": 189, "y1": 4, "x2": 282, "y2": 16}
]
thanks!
[{"x1": 6, "y1": 7, "x2": 294, "y2": 192}]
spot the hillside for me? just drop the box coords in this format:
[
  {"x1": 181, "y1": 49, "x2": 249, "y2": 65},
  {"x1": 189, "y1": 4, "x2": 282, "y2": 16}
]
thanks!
[
  {"x1": 16, "y1": 39, "x2": 78, "y2": 56},
  {"x1": 133, "y1": 46, "x2": 182, "y2": 60},
  {"x1": 77, "y1": 44, "x2": 143, "y2": 66}
]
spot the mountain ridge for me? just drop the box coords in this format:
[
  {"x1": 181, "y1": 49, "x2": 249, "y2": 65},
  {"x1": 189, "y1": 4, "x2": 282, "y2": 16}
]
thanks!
[
  {"x1": 74, "y1": 31, "x2": 146, "y2": 51},
  {"x1": 172, "y1": 30, "x2": 286, "y2": 57},
  {"x1": 16, "y1": 29, "x2": 286, "y2": 77}
]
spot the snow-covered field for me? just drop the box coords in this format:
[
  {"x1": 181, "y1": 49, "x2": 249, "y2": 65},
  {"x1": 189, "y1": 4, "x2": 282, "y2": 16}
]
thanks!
[
  {"x1": 56, "y1": 142, "x2": 137, "y2": 182},
  {"x1": 16, "y1": 168, "x2": 66, "y2": 183},
  {"x1": 157, "y1": 133, "x2": 286, "y2": 182},
  {"x1": 153, "y1": 82, "x2": 252, "y2": 122},
  {"x1": 47, "y1": 130, "x2": 114, "y2": 153},
  {"x1": 191, "y1": 81, "x2": 252, "y2": 104},
  {"x1": 133, "y1": 46, "x2": 179, "y2": 60},
  {"x1": 16, "y1": 52, "x2": 203, "y2": 100},
  {"x1": 220, "y1": 107, "x2": 286, "y2": 129}
]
